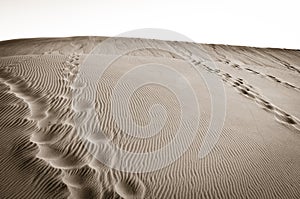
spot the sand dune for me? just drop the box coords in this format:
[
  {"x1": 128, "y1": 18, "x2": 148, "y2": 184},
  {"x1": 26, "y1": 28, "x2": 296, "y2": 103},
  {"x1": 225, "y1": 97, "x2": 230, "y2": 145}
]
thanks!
[{"x1": 0, "y1": 37, "x2": 299, "y2": 198}]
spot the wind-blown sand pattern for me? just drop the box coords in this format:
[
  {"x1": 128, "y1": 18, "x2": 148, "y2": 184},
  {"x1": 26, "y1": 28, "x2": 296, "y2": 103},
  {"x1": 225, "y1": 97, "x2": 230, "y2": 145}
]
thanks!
[{"x1": 0, "y1": 37, "x2": 299, "y2": 198}]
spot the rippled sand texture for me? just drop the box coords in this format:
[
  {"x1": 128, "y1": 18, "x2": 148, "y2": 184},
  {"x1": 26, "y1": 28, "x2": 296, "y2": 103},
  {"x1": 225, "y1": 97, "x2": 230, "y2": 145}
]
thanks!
[{"x1": 0, "y1": 37, "x2": 300, "y2": 199}]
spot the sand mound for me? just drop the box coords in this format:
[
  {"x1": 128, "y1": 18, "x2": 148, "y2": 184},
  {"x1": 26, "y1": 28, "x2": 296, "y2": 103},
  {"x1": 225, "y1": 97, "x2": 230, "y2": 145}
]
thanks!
[{"x1": 0, "y1": 37, "x2": 299, "y2": 198}]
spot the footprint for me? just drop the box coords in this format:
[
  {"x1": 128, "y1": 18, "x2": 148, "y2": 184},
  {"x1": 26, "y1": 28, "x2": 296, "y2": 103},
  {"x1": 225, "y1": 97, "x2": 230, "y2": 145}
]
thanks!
[
  {"x1": 67, "y1": 186, "x2": 99, "y2": 199},
  {"x1": 255, "y1": 97, "x2": 274, "y2": 111},
  {"x1": 266, "y1": 75, "x2": 281, "y2": 83},
  {"x1": 237, "y1": 87, "x2": 256, "y2": 99},
  {"x1": 274, "y1": 109, "x2": 297, "y2": 125},
  {"x1": 283, "y1": 63, "x2": 300, "y2": 74},
  {"x1": 245, "y1": 68, "x2": 260, "y2": 75},
  {"x1": 63, "y1": 165, "x2": 97, "y2": 187},
  {"x1": 71, "y1": 79, "x2": 86, "y2": 89},
  {"x1": 231, "y1": 64, "x2": 240, "y2": 69},
  {"x1": 114, "y1": 177, "x2": 146, "y2": 199},
  {"x1": 35, "y1": 144, "x2": 63, "y2": 160},
  {"x1": 223, "y1": 73, "x2": 232, "y2": 79},
  {"x1": 283, "y1": 82, "x2": 296, "y2": 89},
  {"x1": 73, "y1": 99, "x2": 93, "y2": 112}
]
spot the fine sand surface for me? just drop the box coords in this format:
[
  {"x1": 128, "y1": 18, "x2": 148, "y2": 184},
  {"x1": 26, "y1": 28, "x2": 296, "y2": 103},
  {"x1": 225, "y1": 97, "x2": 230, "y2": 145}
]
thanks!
[{"x1": 0, "y1": 37, "x2": 299, "y2": 198}]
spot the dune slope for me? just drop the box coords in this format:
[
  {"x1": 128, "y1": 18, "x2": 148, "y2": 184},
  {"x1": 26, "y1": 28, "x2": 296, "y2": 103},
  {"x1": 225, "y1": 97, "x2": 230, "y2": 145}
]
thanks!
[{"x1": 0, "y1": 37, "x2": 299, "y2": 199}]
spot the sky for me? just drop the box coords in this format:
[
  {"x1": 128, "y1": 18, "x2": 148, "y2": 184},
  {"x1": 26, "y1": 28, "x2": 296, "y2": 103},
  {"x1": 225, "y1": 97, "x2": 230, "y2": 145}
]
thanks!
[{"x1": 0, "y1": 0, "x2": 299, "y2": 49}]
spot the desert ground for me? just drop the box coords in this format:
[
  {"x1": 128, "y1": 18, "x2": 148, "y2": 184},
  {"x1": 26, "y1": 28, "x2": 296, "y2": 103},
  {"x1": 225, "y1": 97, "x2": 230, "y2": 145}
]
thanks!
[{"x1": 0, "y1": 37, "x2": 299, "y2": 198}]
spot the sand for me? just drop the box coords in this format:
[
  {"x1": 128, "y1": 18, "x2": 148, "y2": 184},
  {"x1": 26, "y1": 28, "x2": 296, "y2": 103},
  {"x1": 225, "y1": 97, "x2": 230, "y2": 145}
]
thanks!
[{"x1": 0, "y1": 37, "x2": 299, "y2": 198}]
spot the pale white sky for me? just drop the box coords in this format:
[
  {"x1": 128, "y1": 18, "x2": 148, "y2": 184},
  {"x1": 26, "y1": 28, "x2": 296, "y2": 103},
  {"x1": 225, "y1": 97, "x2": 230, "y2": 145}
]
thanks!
[{"x1": 0, "y1": 0, "x2": 299, "y2": 49}]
